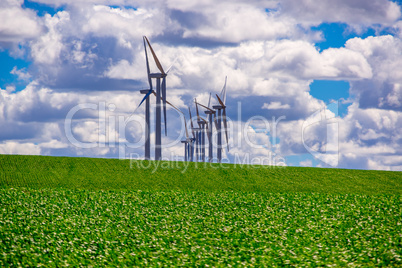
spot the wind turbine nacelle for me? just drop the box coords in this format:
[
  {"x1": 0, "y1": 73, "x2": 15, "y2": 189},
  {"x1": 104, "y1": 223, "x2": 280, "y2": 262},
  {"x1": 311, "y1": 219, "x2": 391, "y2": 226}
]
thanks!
[
  {"x1": 213, "y1": 105, "x2": 225, "y2": 110},
  {"x1": 140, "y1": 89, "x2": 152, "y2": 94},
  {"x1": 150, "y1": 73, "x2": 166, "y2": 79}
]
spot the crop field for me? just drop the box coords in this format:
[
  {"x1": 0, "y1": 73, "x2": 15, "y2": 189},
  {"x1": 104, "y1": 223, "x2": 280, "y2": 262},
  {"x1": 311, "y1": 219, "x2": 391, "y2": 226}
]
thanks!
[
  {"x1": 0, "y1": 155, "x2": 401, "y2": 266},
  {"x1": 1, "y1": 155, "x2": 401, "y2": 194}
]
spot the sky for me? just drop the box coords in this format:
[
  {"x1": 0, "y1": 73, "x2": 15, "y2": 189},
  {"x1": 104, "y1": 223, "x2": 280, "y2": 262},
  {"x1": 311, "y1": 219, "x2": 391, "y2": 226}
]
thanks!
[{"x1": 1, "y1": 0, "x2": 402, "y2": 171}]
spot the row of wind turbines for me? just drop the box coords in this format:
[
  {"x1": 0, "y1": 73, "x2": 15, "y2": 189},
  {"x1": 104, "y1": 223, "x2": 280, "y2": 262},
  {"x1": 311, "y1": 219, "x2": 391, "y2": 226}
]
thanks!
[{"x1": 138, "y1": 36, "x2": 229, "y2": 163}]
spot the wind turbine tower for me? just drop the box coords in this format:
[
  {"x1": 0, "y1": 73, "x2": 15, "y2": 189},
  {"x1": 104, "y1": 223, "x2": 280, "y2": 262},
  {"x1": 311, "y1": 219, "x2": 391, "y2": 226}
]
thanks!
[
  {"x1": 189, "y1": 106, "x2": 203, "y2": 162},
  {"x1": 212, "y1": 77, "x2": 229, "y2": 163},
  {"x1": 188, "y1": 107, "x2": 198, "y2": 162},
  {"x1": 140, "y1": 89, "x2": 151, "y2": 159},
  {"x1": 196, "y1": 93, "x2": 216, "y2": 162},
  {"x1": 180, "y1": 111, "x2": 193, "y2": 162},
  {"x1": 195, "y1": 99, "x2": 208, "y2": 162},
  {"x1": 195, "y1": 97, "x2": 215, "y2": 162}
]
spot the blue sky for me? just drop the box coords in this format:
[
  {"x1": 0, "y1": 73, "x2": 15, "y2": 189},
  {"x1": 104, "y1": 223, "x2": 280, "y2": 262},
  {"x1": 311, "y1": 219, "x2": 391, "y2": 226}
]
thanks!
[
  {"x1": 0, "y1": 51, "x2": 29, "y2": 91},
  {"x1": 1, "y1": 0, "x2": 402, "y2": 171}
]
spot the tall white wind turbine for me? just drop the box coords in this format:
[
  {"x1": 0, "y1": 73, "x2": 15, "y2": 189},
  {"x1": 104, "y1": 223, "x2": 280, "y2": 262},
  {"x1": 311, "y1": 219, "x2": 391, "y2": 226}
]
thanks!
[
  {"x1": 143, "y1": 36, "x2": 170, "y2": 160},
  {"x1": 137, "y1": 37, "x2": 154, "y2": 160}
]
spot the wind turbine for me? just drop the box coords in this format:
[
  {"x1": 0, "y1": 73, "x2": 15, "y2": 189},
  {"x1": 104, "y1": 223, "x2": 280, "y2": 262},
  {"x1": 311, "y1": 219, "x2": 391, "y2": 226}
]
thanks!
[
  {"x1": 212, "y1": 76, "x2": 229, "y2": 163},
  {"x1": 181, "y1": 112, "x2": 194, "y2": 162},
  {"x1": 137, "y1": 36, "x2": 153, "y2": 160},
  {"x1": 190, "y1": 106, "x2": 199, "y2": 162},
  {"x1": 195, "y1": 94, "x2": 216, "y2": 162},
  {"x1": 195, "y1": 98, "x2": 211, "y2": 162},
  {"x1": 188, "y1": 107, "x2": 197, "y2": 162},
  {"x1": 143, "y1": 36, "x2": 170, "y2": 160}
]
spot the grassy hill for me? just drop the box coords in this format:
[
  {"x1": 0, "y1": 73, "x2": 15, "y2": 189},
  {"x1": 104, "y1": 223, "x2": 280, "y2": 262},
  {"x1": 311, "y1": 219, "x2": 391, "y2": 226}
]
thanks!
[
  {"x1": 0, "y1": 154, "x2": 401, "y2": 194},
  {"x1": 0, "y1": 154, "x2": 401, "y2": 266}
]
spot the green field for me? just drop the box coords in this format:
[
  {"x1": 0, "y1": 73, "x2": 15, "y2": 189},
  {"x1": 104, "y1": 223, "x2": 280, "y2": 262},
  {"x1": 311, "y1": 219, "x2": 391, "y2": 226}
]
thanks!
[{"x1": 0, "y1": 154, "x2": 401, "y2": 266}]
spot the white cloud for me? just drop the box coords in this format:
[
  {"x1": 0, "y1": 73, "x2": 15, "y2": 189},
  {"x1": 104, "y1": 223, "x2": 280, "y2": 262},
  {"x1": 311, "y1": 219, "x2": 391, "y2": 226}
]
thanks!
[
  {"x1": 280, "y1": 0, "x2": 401, "y2": 28},
  {"x1": 344, "y1": 35, "x2": 402, "y2": 111},
  {"x1": 0, "y1": 0, "x2": 42, "y2": 45},
  {"x1": 262, "y1": 102, "x2": 290, "y2": 110},
  {"x1": 336, "y1": 104, "x2": 402, "y2": 170},
  {"x1": 5, "y1": 85, "x2": 16, "y2": 94},
  {"x1": 264, "y1": 40, "x2": 372, "y2": 80},
  {"x1": 179, "y1": 4, "x2": 298, "y2": 43},
  {"x1": 30, "y1": 12, "x2": 69, "y2": 65},
  {"x1": 105, "y1": 59, "x2": 138, "y2": 80},
  {"x1": 226, "y1": 120, "x2": 286, "y2": 166},
  {"x1": 40, "y1": 139, "x2": 68, "y2": 149},
  {"x1": 10, "y1": 66, "x2": 31, "y2": 81},
  {"x1": 299, "y1": 159, "x2": 312, "y2": 167},
  {"x1": 346, "y1": 35, "x2": 402, "y2": 82},
  {"x1": 0, "y1": 141, "x2": 41, "y2": 155},
  {"x1": 81, "y1": 5, "x2": 165, "y2": 42}
]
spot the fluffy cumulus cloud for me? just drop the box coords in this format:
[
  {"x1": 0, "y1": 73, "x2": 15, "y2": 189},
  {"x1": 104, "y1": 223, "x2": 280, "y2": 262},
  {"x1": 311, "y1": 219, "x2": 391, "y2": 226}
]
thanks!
[
  {"x1": 280, "y1": 0, "x2": 401, "y2": 27},
  {"x1": 345, "y1": 35, "x2": 402, "y2": 110},
  {"x1": 0, "y1": 0, "x2": 42, "y2": 50},
  {"x1": 337, "y1": 104, "x2": 402, "y2": 171},
  {"x1": 0, "y1": 0, "x2": 402, "y2": 170}
]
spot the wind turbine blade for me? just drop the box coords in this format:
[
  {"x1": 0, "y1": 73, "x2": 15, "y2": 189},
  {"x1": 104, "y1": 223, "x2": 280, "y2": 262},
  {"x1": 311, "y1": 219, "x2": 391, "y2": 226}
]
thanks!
[
  {"x1": 138, "y1": 89, "x2": 153, "y2": 108},
  {"x1": 166, "y1": 64, "x2": 173, "y2": 74},
  {"x1": 195, "y1": 98, "x2": 200, "y2": 121},
  {"x1": 220, "y1": 76, "x2": 227, "y2": 105},
  {"x1": 162, "y1": 77, "x2": 167, "y2": 136},
  {"x1": 216, "y1": 94, "x2": 225, "y2": 107},
  {"x1": 184, "y1": 119, "x2": 189, "y2": 140},
  {"x1": 143, "y1": 37, "x2": 152, "y2": 90},
  {"x1": 222, "y1": 108, "x2": 229, "y2": 151},
  {"x1": 208, "y1": 92, "x2": 211, "y2": 108},
  {"x1": 144, "y1": 36, "x2": 165, "y2": 74},
  {"x1": 196, "y1": 101, "x2": 214, "y2": 112},
  {"x1": 188, "y1": 107, "x2": 195, "y2": 138},
  {"x1": 188, "y1": 107, "x2": 193, "y2": 124},
  {"x1": 165, "y1": 57, "x2": 177, "y2": 74}
]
